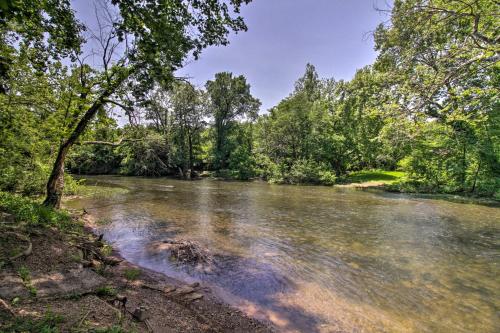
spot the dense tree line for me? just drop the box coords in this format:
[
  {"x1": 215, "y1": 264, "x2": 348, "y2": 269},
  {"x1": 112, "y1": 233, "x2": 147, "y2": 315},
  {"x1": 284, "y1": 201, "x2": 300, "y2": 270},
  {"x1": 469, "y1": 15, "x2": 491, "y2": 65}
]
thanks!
[
  {"x1": 0, "y1": 0, "x2": 253, "y2": 207},
  {"x1": 0, "y1": 0, "x2": 498, "y2": 203}
]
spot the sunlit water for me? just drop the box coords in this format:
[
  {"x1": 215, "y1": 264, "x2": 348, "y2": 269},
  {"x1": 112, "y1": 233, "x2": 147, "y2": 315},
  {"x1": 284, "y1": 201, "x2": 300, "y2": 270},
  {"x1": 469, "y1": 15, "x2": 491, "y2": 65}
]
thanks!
[{"x1": 65, "y1": 176, "x2": 500, "y2": 332}]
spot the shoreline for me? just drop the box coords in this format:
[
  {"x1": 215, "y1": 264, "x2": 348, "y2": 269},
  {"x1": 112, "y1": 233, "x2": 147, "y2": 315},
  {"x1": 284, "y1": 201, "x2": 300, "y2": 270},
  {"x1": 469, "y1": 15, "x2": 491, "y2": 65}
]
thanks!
[
  {"x1": 74, "y1": 173, "x2": 499, "y2": 207},
  {"x1": 81, "y1": 213, "x2": 301, "y2": 332},
  {"x1": 79, "y1": 212, "x2": 276, "y2": 332},
  {"x1": 0, "y1": 209, "x2": 274, "y2": 332}
]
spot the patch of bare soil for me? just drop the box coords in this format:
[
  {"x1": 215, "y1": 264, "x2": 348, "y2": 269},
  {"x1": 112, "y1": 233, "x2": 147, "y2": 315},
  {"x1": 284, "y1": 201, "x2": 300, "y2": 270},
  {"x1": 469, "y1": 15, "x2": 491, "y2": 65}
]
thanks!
[{"x1": 0, "y1": 212, "x2": 273, "y2": 332}]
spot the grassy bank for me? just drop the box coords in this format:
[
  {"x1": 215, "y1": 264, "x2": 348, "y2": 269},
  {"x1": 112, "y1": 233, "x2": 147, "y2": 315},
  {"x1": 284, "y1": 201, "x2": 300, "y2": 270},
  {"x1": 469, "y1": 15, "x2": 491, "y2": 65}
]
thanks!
[
  {"x1": 0, "y1": 191, "x2": 77, "y2": 231},
  {"x1": 343, "y1": 170, "x2": 405, "y2": 185}
]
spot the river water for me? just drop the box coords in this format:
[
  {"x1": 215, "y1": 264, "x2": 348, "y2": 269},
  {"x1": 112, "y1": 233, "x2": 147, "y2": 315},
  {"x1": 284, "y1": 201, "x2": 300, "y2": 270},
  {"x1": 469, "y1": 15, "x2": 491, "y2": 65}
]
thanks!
[{"x1": 65, "y1": 176, "x2": 499, "y2": 332}]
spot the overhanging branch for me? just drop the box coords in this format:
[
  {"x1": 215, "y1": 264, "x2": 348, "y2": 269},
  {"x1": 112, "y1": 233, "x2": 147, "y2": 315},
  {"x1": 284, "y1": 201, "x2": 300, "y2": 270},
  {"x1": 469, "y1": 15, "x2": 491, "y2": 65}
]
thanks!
[{"x1": 77, "y1": 137, "x2": 143, "y2": 146}]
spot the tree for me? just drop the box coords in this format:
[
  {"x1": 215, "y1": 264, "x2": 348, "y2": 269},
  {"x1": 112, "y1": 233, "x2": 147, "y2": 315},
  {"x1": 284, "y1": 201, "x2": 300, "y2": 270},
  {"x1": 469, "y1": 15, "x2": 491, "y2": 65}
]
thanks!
[
  {"x1": 165, "y1": 82, "x2": 207, "y2": 178},
  {"x1": 205, "y1": 72, "x2": 260, "y2": 169},
  {"x1": 0, "y1": 0, "x2": 84, "y2": 93},
  {"x1": 42, "y1": 0, "x2": 254, "y2": 207},
  {"x1": 374, "y1": 0, "x2": 499, "y2": 195},
  {"x1": 294, "y1": 63, "x2": 322, "y2": 101}
]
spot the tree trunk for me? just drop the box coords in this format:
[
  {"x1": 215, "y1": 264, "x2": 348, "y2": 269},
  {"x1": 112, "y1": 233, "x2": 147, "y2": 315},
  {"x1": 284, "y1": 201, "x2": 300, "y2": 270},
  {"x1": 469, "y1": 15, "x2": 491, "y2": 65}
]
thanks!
[
  {"x1": 188, "y1": 133, "x2": 193, "y2": 177},
  {"x1": 461, "y1": 143, "x2": 467, "y2": 191},
  {"x1": 43, "y1": 142, "x2": 71, "y2": 208},
  {"x1": 43, "y1": 93, "x2": 117, "y2": 208},
  {"x1": 470, "y1": 159, "x2": 481, "y2": 193}
]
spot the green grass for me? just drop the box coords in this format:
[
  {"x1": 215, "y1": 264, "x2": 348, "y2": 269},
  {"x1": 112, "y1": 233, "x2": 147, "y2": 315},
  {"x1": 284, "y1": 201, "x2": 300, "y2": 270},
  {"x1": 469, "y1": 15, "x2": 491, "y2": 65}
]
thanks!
[
  {"x1": 345, "y1": 170, "x2": 405, "y2": 184},
  {"x1": 0, "y1": 191, "x2": 77, "y2": 231},
  {"x1": 123, "y1": 268, "x2": 141, "y2": 281},
  {"x1": 96, "y1": 286, "x2": 117, "y2": 297},
  {"x1": 18, "y1": 266, "x2": 37, "y2": 296}
]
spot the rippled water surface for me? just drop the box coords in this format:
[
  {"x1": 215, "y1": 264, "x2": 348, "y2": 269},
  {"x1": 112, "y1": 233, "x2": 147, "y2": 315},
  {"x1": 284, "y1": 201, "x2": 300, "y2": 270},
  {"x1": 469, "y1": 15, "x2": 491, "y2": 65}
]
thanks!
[{"x1": 66, "y1": 176, "x2": 500, "y2": 332}]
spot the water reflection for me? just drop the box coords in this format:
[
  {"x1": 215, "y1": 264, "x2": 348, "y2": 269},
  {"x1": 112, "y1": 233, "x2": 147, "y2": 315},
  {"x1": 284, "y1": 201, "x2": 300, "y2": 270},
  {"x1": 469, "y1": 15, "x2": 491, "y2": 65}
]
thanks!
[{"x1": 66, "y1": 176, "x2": 500, "y2": 332}]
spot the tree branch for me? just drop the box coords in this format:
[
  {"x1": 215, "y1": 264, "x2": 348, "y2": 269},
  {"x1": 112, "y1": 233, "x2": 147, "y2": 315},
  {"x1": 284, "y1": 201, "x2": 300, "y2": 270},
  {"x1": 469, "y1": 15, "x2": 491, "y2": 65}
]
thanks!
[
  {"x1": 78, "y1": 137, "x2": 143, "y2": 146},
  {"x1": 103, "y1": 99, "x2": 133, "y2": 112}
]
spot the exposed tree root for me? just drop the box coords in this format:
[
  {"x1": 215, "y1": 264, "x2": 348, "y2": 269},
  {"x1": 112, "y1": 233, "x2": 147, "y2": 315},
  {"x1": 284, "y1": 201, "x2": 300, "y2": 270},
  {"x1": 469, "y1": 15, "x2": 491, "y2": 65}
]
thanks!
[
  {"x1": 3, "y1": 231, "x2": 32, "y2": 261},
  {"x1": 0, "y1": 297, "x2": 15, "y2": 318}
]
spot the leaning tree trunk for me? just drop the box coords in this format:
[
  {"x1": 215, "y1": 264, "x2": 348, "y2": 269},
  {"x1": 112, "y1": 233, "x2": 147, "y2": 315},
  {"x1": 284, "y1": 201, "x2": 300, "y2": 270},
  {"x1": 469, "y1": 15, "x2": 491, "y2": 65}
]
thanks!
[
  {"x1": 43, "y1": 100, "x2": 106, "y2": 208},
  {"x1": 43, "y1": 93, "x2": 115, "y2": 208},
  {"x1": 43, "y1": 142, "x2": 72, "y2": 208}
]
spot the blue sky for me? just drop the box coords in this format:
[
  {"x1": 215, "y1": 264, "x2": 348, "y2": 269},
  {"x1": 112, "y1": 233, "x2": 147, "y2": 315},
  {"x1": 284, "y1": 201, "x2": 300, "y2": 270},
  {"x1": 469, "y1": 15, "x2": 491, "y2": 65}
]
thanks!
[
  {"x1": 73, "y1": 0, "x2": 390, "y2": 113},
  {"x1": 176, "y1": 0, "x2": 390, "y2": 112}
]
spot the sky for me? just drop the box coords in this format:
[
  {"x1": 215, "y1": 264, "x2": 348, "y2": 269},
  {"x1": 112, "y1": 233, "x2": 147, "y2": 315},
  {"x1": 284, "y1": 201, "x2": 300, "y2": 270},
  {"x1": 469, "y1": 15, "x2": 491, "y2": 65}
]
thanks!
[
  {"x1": 176, "y1": 0, "x2": 390, "y2": 112},
  {"x1": 72, "y1": 0, "x2": 390, "y2": 114}
]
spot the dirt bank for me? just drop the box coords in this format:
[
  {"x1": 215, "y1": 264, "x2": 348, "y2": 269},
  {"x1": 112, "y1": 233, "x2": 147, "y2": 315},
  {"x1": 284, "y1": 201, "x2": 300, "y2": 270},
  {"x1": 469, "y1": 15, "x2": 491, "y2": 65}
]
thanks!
[{"x1": 0, "y1": 211, "x2": 273, "y2": 332}]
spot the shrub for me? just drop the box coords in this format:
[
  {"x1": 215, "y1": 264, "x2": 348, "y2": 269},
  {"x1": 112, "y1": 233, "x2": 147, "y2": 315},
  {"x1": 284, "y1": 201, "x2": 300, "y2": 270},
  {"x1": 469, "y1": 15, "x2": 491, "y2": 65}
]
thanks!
[{"x1": 286, "y1": 159, "x2": 336, "y2": 185}]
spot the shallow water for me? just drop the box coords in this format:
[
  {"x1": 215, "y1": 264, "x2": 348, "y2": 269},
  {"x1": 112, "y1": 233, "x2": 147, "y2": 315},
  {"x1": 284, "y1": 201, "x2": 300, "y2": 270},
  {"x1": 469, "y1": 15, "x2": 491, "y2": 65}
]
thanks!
[{"x1": 66, "y1": 176, "x2": 500, "y2": 332}]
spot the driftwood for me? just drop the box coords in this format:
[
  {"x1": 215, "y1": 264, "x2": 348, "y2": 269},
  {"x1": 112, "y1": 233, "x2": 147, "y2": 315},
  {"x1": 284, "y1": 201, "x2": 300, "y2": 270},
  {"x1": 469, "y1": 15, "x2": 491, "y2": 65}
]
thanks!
[{"x1": 162, "y1": 240, "x2": 212, "y2": 265}]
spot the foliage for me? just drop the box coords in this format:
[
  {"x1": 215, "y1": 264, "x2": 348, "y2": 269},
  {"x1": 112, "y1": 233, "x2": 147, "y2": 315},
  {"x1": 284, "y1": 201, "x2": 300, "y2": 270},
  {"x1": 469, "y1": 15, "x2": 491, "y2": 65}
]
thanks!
[
  {"x1": 0, "y1": 56, "x2": 82, "y2": 195},
  {"x1": 96, "y1": 285, "x2": 118, "y2": 297},
  {"x1": 225, "y1": 122, "x2": 256, "y2": 180},
  {"x1": 1, "y1": 0, "x2": 498, "y2": 199},
  {"x1": 0, "y1": 0, "x2": 84, "y2": 93},
  {"x1": 206, "y1": 72, "x2": 261, "y2": 169},
  {"x1": 372, "y1": 0, "x2": 499, "y2": 196},
  {"x1": 0, "y1": 0, "x2": 255, "y2": 207},
  {"x1": 286, "y1": 159, "x2": 336, "y2": 185},
  {"x1": 0, "y1": 191, "x2": 75, "y2": 230},
  {"x1": 118, "y1": 131, "x2": 170, "y2": 176},
  {"x1": 18, "y1": 266, "x2": 37, "y2": 296}
]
